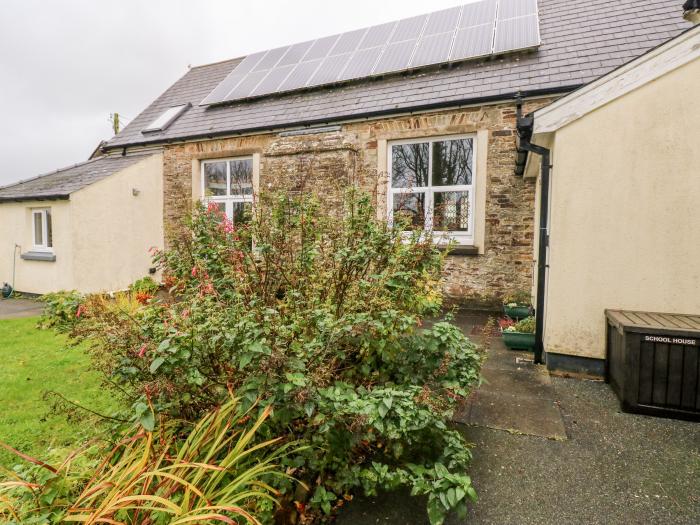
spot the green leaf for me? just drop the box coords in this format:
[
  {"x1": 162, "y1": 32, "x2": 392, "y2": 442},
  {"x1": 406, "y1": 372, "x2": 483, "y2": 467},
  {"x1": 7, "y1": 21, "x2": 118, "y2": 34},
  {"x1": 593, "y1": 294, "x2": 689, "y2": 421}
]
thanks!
[
  {"x1": 150, "y1": 356, "x2": 165, "y2": 373},
  {"x1": 427, "y1": 498, "x2": 445, "y2": 525},
  {"x1": 139, "y1": 408, "x2": 155, "y2": 431}
]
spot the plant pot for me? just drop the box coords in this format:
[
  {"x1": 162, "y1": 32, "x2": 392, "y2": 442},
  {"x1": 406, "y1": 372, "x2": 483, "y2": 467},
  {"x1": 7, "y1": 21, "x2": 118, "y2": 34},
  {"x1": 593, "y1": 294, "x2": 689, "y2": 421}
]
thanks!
[
  {"x1": 502, "y1": 330, "x2": 535, "y2": 351},
  {"x1": 503, "y1": 304, "x2": 530, "y2": 320}
]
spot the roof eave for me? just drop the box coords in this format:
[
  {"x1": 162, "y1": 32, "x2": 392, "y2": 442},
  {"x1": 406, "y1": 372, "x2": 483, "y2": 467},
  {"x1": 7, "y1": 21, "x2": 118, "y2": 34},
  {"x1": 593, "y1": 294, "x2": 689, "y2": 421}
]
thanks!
[
  {"x1": 0, "y1": 194, "x2": 70, "y2": 203},
  {"x1": 102, "y1": 84, "x2": 583, "y2": 153}
]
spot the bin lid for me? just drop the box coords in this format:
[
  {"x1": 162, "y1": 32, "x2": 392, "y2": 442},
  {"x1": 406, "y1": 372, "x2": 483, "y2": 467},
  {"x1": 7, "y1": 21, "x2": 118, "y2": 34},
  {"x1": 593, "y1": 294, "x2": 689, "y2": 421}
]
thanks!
[{"x1": 606, "y1": 309, "x2": 700, "y2": 337}]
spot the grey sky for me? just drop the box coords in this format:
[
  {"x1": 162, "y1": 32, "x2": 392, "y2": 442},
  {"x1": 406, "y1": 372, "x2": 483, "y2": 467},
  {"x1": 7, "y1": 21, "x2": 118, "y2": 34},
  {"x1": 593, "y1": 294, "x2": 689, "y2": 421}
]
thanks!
[{"x1": 0, "y1": 0, "x2": 474, "y2": 187}]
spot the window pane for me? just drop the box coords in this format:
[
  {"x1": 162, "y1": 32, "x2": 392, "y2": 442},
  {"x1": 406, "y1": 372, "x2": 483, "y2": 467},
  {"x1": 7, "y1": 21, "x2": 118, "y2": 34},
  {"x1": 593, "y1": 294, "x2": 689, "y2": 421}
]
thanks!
[
  {"x1": 391, "y1": 143, "x2": 429, "y2": 188},
  {"x1": 231, "y1": 202, "x2": 252, "y2": 225},
  {"x1": 46, "y1": 209, "x2": 53, "y2": 248},
  {"x1": 229, "y1": 159, "x2": 253, "y2": 195},
  {"x1": 392, "y1": 193, "x2": 425, "y2": 230},
  {"x1": 433, "y1": 191, "x2": 470, "y2": 232},
  {"x1": 204, "y1": 162, "x2": 227, "y2": 196},
  {"x1": 432, "y1": 138, "x2": 473, "y2": 186},
  {"x1": 33, "y1": 212, "x2": 43, "y2": 245}
]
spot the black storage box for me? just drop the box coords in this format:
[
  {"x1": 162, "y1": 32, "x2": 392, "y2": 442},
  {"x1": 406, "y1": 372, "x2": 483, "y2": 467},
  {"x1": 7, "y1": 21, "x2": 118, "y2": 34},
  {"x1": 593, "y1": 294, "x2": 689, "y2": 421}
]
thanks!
[{"x1": 605, "y1": 309, "x2": 700, "y2": 421}]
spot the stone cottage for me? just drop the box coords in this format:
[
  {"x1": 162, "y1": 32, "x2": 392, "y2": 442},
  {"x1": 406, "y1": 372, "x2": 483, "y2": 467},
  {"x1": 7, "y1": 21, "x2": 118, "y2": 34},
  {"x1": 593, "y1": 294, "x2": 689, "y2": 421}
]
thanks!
[{"x1": 100, "y1": 0, "x2": 688, "y2": 309}]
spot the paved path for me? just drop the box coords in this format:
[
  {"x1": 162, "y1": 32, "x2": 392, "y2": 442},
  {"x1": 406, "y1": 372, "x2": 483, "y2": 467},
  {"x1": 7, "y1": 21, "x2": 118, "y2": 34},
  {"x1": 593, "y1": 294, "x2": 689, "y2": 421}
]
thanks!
[
  {"x1": 336, "y1": 313, "x2": 700, "y2": 525},
  {"x1": 0, "y1": 298, "x2": 43, "y2": 319}
]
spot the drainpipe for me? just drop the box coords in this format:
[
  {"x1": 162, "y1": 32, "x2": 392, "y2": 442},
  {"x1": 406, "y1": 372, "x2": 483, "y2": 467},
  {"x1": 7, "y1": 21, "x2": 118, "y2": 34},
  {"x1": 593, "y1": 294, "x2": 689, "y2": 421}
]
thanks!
[{"x1": 515, "y1": 96, "x2": 550, "y2": 365}]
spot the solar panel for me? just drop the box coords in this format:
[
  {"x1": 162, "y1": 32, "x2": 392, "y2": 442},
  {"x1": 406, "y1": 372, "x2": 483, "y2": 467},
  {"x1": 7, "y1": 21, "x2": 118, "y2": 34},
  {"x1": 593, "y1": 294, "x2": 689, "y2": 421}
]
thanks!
[
  {"x1": 423, "y1": 6, "x2": 462, "y2": 36},
  {"x1": 251, "y1": 65, "x2": 295, "y2": 96},
  {"x1": 412, "y1": 32, "x2": 453, "y2": 67},
  {"x1": 252, "y1": 46, "x2": 290, "y2": 72},
  {"x1": 201, "y1": 0, "x2": 541, "y2": 105},
  {"x1": 339, "y1": 46, "x2": 383, "y2": 81},
  {"x1": 374, "y1": 40, "x2": 417, "y2": 74},
  {"x1": 309, "y1": 53, "x2": 352, "y2": 84},
  {"x1": 225, "y1": 70, "x2": 269, "y2": 100},
  {"x1": 278, "y1": 59, "x2": 323, "y2": 91},
  {"x1": 494, "y1": 14, "x2": 539, "y2": 53},
  {"x1": 498, "y1": 0, "x2": 537, "y2": 19},
  {"x1": 331, "y1": 28, "x2": 367, "y2": 55},
  {"x1": 304, "y1": 35, "x2": 340, "y2": 61},
  {"x1": 278, "y1": 41, "x2": 314, "y2": 66},
  {"x1": 390, "y1": 14, "x2": 427, "y2": 43},
  {"x1": 360, "y1": 22, "x2": 396, "y2": 49},
  {"x1": 451, "y1": 24, "x2": 494, "y2": 61},
  {"x1": 460, "y1": 0, "x2": 498, "y2": 28}
]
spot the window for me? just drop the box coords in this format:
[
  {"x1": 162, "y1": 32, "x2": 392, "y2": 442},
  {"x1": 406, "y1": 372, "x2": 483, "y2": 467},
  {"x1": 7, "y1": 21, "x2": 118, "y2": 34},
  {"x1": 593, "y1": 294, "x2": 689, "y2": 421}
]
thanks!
[
  {"x1": 142, "y1": 104, "x2": 190, "y2": 132},
  {"x1": 32, "y1": 208, "x2": 53, "y2": 251},
  {"x1": 201, "y1": 157, "x2": 253, "y2": 223},
  {"x1": 388, "y1": 135, "x2": 475, "y2": 245}
]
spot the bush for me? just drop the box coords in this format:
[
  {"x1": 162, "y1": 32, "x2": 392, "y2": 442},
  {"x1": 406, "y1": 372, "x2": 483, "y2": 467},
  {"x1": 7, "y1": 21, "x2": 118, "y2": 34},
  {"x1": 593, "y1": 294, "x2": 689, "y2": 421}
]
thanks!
[
  {"x1": 38, "y1": 290, "x2": 83, "y2": 332},
  {"x1": 505, "y1": 316, "x2": 536, "y2": 333},
  {"x1": 0, "y1": 397, "x2": 291, "y2": 524},
  {"x1": 66, "y1": 190, "x2": 483, "y2": 524},
  {"x1": 502, "y1": 289, "x2": 531, "y2": 306}
]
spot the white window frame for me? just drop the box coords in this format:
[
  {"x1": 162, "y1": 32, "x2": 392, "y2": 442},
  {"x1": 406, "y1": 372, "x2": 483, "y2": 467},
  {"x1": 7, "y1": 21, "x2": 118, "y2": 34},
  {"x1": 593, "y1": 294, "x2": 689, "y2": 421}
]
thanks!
[
  {"x1": 387, "y1": 134, "x2": 476, "y2": 246},
  {"x1": 31, "y1": 208, "x2": 53, "y2": 252},
  {"x1": 200, "y1": 156, "x2": 254, "y2": 221}
]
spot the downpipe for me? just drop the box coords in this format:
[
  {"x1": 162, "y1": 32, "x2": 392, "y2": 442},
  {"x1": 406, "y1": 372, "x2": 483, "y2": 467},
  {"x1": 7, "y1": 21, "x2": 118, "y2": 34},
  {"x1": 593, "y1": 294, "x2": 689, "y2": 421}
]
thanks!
[{"x1": 516, "y1": 99, "x2": 550, "y2": 365}]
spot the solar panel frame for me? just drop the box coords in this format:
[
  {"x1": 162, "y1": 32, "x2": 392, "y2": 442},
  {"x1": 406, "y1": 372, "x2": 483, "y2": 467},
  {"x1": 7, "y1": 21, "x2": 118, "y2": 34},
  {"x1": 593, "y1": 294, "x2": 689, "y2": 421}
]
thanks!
[{"x1": 201, "y1": 0, "x2": 541, "y2": 105}]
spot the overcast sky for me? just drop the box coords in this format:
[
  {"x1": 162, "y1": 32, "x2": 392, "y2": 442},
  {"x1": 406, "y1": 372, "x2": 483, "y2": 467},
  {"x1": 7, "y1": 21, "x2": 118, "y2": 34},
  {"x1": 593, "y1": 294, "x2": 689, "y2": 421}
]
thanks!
[{"x1": 0, "y1": 0, "x2": 476, "y2": 187}]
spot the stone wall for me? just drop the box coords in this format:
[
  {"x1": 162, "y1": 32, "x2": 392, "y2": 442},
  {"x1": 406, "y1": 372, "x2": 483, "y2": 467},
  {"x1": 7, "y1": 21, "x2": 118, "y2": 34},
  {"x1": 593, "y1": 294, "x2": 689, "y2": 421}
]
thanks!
[{"x1": 162, "y1": 98, "x2": 552, "y2": 309}]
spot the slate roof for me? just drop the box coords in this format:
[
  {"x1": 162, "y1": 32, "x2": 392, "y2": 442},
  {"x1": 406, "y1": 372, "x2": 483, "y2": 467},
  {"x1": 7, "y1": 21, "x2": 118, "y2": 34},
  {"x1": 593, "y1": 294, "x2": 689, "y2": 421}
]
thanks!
[
  {"x1": 105, "y1": 0, "x2": 690, "y2": 150},
  {"x1": 0, "y1": 154, "x2": 153, "y2": 202}
]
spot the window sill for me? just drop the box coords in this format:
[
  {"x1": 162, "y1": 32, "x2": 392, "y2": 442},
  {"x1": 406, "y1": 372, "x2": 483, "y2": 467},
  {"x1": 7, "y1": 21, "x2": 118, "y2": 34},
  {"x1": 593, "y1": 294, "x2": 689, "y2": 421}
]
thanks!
[
  {"x1": 21, "y1": 251, "x2": 56, "y2": 262},
  {"x1": 436, "y1": 245, "x2": 479, "y2": 256}
]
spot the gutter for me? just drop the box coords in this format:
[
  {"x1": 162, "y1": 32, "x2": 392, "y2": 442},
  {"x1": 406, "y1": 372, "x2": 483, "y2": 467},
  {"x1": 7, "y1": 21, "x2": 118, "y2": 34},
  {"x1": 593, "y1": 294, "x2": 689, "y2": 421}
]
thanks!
[
  {"x1": 0, "y1": 194, "x2": 70, "y2": 203},
  {"x1": 516, "y1": 96, "x2": 550, "y2": 365},
  {"x1": 101, "y1": 85, "x2": 582, "y2": 153}
]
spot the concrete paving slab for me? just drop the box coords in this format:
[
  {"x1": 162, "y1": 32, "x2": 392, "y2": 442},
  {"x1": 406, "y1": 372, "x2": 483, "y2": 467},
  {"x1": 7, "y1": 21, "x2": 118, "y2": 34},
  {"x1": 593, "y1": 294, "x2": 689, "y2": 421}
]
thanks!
[{"x1": 0, "y1": 298, "x2": 44, "y2": 319}]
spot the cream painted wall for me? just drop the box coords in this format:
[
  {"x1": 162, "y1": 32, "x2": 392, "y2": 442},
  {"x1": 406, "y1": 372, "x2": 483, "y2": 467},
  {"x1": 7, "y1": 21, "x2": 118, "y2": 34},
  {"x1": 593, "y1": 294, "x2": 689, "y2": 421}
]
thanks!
[
  {"x1": 0, "y1": 200, "x2": 73, "y2": 294},
  {"x1": 543, "y1": 57, "x2": 700, "y2": 359},
  {"x1": 0, "y1": 154, "x2": 163, "y2": 295},
  {"x1": 70, "y1": 154, "x2": 164, "y2": 293}
]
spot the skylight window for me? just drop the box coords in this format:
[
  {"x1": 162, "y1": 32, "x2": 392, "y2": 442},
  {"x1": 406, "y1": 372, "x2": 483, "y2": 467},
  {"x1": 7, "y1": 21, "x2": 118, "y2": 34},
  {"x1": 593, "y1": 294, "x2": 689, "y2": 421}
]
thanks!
[{"x1": 142, "y1": 103, "x2": 191, "y2": 133}]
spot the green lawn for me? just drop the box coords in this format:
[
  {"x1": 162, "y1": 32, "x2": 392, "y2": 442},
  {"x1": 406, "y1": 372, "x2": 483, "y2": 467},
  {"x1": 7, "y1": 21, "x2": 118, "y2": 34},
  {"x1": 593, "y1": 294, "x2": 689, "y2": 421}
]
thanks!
[{"x1": 0, "y1": 317, "x2": 117, "y2": 468}]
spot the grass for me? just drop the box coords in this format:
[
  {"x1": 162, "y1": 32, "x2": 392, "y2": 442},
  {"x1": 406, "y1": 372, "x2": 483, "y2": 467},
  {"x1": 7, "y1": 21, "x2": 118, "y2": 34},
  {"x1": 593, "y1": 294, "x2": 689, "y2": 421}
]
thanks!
[{"x1": 0, "y1": 316, "x2": 117, "y2": 468}]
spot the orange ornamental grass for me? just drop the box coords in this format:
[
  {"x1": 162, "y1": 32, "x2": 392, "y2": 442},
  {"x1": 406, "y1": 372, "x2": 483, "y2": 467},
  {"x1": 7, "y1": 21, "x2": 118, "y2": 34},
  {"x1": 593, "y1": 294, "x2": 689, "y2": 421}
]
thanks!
[{"x1": 0, "y1": 397, "x2": 300, "y2": 524}]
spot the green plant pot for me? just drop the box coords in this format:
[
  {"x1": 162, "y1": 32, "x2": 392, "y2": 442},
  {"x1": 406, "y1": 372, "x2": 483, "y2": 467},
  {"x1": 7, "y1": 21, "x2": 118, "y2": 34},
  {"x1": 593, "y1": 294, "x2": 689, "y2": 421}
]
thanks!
[
  {"x1": 502, "y1": 331, "x2": 535, "y2": 351},
  {"x1": 503, "y1": 305, "x2": 530, "y2": 320}
]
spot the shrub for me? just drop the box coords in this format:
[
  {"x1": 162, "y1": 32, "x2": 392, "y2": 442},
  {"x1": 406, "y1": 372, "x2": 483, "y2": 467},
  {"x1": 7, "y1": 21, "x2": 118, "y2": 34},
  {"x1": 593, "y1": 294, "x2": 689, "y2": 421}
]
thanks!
[
  {"x1": 66, "y1": 190, "x2": 483, "y2": 524},
  {"x1": 38, "y1": 290, "x2": 83, "y2": 332},
  {"x1": 505, "y1": 316, "x2": 536, "y2": 333},
  {"x1": 502, "y1": 289, "x2": 531, "y2": 306},
  {"x1": 0, "y1": 397, "x2": 291, "y2": 524}
]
